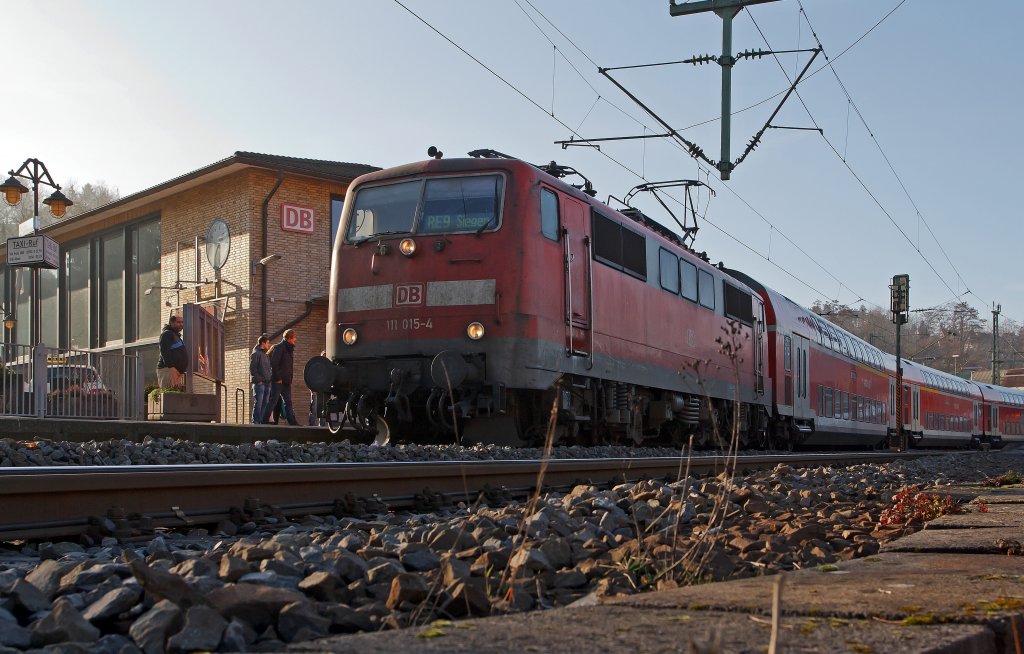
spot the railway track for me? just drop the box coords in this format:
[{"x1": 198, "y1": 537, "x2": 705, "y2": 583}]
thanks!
[{"x1": 1, "y1": 451, "x2": 940, "y2": 542}]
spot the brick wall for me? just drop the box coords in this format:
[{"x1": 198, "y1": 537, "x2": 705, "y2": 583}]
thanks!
[{"x1": 51, "y1": 166, "x2": 353, "y2": 425}]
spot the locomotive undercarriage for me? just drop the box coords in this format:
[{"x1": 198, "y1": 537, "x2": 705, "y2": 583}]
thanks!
[{"x1": 309, "y1": 351, "x2": 770, "y2": 448}]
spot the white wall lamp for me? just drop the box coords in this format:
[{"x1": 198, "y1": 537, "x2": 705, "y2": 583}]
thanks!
[{"x1": 251, "y1": 253, "x2": 281, "y2": 276}]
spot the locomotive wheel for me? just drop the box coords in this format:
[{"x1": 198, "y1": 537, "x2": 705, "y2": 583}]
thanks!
[{"x1": 351, "y1": 414, "x2": 392, "y2": 447}]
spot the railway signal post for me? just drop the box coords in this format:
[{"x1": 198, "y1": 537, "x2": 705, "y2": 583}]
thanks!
[{"x1": 890, "y1": 275, "x2": 910, "y2": 451}]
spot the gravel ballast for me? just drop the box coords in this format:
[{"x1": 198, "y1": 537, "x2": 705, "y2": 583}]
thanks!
[{"x1": 0, "y1": 449, "x2": 1020, "y2": 653}]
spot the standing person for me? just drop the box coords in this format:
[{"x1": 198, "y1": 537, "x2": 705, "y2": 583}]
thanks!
[
  {"x1": 156, "y1": 312, "x2": 188, "y2": 389},
  {"x1": 264, "y1": 329, "x2": 298, "y2": 425},
  {"x1": 249, "y1": 335, "x2": 272, "y2": 424},
  {"x1": 308, "y1": 350, "x2": 327, "y2": 427}
]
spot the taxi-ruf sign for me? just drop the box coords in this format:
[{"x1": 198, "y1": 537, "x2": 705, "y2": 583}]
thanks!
[{"x1": 6, "y1": 235, "x2": 59, "y2": 269}]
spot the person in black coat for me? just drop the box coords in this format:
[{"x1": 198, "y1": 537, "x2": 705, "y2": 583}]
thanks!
[
  {"x1": 249, "y1": 335, "x2": 272, "y2": 424},
  {"x1": 263, "y1": 329, "x2": 298, "y2": 425},
  {"x1": 156, "y1": 312, "x2": 188, "y2": 389}
]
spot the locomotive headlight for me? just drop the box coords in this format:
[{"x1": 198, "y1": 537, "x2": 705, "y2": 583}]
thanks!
[
  {"x1": 399, "y1": 238, "x2": 417, "y2": 256},
  {"x1": 466, "y1": 321, "x2": 485, "y2": 340},
  {"x1": 342, "y1": 328, "x2": 359, "y2": 346}
]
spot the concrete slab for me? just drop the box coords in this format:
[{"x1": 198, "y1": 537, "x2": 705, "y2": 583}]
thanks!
[
  {"x1": 290, "y1": 606, "x2": 998, "y2": 654},
  {"x1": 882, "y1": 528, "x2": 1024, "y2": 554},
  {"x1": 929, "y1": 504, "x2": 1024, "y2": 529},
  {"x1": 612, "y1": 553, "x2": 1024, "y2": 623}
]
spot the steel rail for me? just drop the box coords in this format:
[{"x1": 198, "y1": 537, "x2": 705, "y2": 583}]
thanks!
[{"x1": 0, "y1": 451, "x2": 937, "y2": 541}]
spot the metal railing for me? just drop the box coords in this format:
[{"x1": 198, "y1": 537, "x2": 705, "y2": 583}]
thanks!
[{"x1": 0, "y1": 343, "x2": 143, "y2": 420}]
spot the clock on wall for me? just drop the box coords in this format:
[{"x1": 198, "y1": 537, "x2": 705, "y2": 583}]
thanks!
[{"x1": 205, "y1": 218, "x2": 231, "y2": 271}]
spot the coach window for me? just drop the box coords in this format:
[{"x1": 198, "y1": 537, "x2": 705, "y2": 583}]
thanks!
[
  {"x1": 540, "y1": 188, "x2": 559, "y2": 241},
  {"x1": 659, "y1": 248, "x2": 679, "y2": 293},
  {"x1": 842, "y1": 392, "x2": 850, "y2": 420},
  {"x1": 680, "y1": 260, "x2": 698, "y2": 302},
  {"x1": 783, "y1": 335, "x2": 792, "y2": 372},
  {"x1": 818, "y1": 385, "x2": 824, "y2": 415},
  {"x1": 824, "y1": 387, "x2": 833, "y2": 418},
  {"x1": 698, "y1": 269, "x2": 715, "y2": 310}
]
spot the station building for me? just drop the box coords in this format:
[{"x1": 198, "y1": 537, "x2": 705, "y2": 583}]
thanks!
[{"x1": 0, "y1": 152, "x2": 378, "y2": 424}]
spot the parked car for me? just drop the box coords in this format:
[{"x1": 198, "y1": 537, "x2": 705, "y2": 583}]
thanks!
[{"x1": 46, "y1": 365, "x2": 108, "y2": 394}]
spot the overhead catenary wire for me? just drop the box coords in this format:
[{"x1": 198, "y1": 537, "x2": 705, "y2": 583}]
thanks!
[
  {"x1": 745, "y1": 11, "x2": 965, "y2": 303},
  {"x1": 514, "y1": 1, "x2": 883, "y2": 310},
  {"x1": 391, "y1": 0, "x2": 847, "y2": 305}
]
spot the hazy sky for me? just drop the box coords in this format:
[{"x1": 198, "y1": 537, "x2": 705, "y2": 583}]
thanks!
[{"x1": 3, "y1": 1, "x2": 1021, "y2": 327}]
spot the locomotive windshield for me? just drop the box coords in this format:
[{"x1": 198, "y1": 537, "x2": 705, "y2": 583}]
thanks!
[{"x1": 347, "y1": 174, "x2": 504, "y2": 242}]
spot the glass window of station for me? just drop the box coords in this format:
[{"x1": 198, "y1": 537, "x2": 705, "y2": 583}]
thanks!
[{"x1": 4, "y1": 217, "x2": 162, "y2": 385}]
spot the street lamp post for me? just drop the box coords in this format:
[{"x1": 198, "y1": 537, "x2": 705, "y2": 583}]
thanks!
[{"x1": 0, "y1": 159, "x2": 72, "y2": 347}]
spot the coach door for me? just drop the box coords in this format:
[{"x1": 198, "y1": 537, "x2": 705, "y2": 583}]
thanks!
[
  {"x1": 793, "y1": 335, "x2": 810, "y2": 418},
  {"x1": 562, "y1": 197, "x2": 592, "y2": 364}
]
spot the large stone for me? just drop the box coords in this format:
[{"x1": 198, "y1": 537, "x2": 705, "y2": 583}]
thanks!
[
  {"x1": 297, "y1": 571, "x2": 347, "y2": 602},
  {"x1": 30, "y1": 598, "x2": 101, "y2": 646},
  {"x1": 322, "y1": 604, "x2": 373, "y2": 633},
  {"x1": 441, "y1": 555, "x2": 471, "y2": 586},
  {"x1": 166, "y1": 606, "x2": 226, "y2": 654},
  {"x1": 168, "y1": 557, "x2": 218, "y2": 578},
  {"x1": 26, "y1": 560, "x2": 75, "y2": 600},
  {"x1": 329, "y1": 550, "x2": 369, "y2": 582},
  {"x1": 220, "y1": 617, "x2": 257, "y2": 652},
  {"x1": 276, "y1": 601, "x2": 330, "y2": 643},
  {"x1": 82, "y1": 586, "x2": 142, "y2": 623},
  {"x1": 206, "y1": 584, "x2": 306, "y2": 631},
  {"x1": 539, "y1": 538, "x2": 573, "y2": 570},
  {"x1": 0, "y1": 621, "x2": 31, "y2": 649},
  {"x1": 441, "y1": 581, "x2": 491, "y2": 618},
  {"x1": 398, "y1": 544, "x2": 441, "y2": 572},
  {"x1": 509, "y1": 548, "x2": 553, "y2": 572},
  {"x1": 365, "y1": 559, "x2": 404, "y2": 586},
  {"x1": 124, "y1": 554, "x2": 205, "y2": 608},
  {"x1": 9, "y1": 578, "x2": 50, "y2": 613},
  {"x1": 385, "y1": 573, "x2": 430, "y2": 610},
  {"x1": 218, "y1": 556, "x2": 250, "y2": 582},
  {"x1": 128, "y1": 600, "x2": 182, "y2": 654},
  {"x1": 237, "y1": 571, "x2": 300, "y2": 589}
]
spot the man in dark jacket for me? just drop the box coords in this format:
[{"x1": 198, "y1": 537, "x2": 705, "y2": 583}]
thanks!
[
  {"x1": 249, "y1": 335, "x2": 272, "y2": 424},
  {"x1": 156, "y1": 312, "x2": 188, "y2": 389},
  {"x1": 263, "y1": 329, "x2": 298, "y2": 425}
]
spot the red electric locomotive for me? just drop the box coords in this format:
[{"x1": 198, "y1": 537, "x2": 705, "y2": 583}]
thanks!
[{"x1": 304, "y1": 150, "x2": 770, "y2": 446}]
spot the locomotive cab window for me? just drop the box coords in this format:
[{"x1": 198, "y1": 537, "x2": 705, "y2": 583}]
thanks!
[
  {"x1": 591, "y1": 211, "x2": 647, "y2": 280},
  {"x1": 659, "y1": 248, "x2": 679, "y2": 293},
  {"x1": 419, "y1": 175, "x2": 504, "y2": 234},
  {"x1": 540, "y1": 187, "x2": 559, "y2": 241},
  {"x1": 348, "y1": 179, "x2": 421, "y2": 241},
  {"x1": 346, "y1": 174, "x2": 505, "y2": 242}
]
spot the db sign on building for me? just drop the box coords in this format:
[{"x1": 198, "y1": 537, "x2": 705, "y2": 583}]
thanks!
[{"x1": 281, "y1": 203, "x2": 315, "y2": 234}]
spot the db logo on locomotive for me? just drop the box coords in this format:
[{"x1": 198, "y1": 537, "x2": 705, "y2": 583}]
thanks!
[{"x1": 394, "y1": 283, "x2": 424, "y2": 306}]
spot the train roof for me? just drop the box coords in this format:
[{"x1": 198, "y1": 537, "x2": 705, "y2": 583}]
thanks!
[
  {"x1": 975, "y1": 381, "x2": 1024, "y2": 405},
  {"x1": 894, "y1": 356, "x2": 981, "y2": 399}
]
